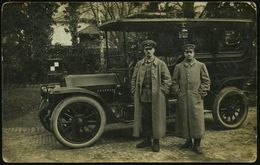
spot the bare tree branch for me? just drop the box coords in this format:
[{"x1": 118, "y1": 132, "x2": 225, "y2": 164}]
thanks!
[
  {"x1": 110, "y1": 3, "x2": 117, "y2": 19},
  {"x1": 176, "y1": 2, "x2": 183, "y2": 9},
  {"x1": 128, "y1": 2, "x2": 136, "y2": 15},
  {"x1": 103, "y1": 2, "x2": 114, "y2": 20},
  {"x1": 115, "y1": 2, "x2": 121, "y2": 16},
  {"x1": 89, "y1": 2, "x2": 98, "y2": 25},
  {"x1": 100, "y1": 9, "x2": 108, "y2": 21}
]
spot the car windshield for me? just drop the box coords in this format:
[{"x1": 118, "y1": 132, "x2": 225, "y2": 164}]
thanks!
[{"x1": 104, "y1": 30, "x2": 183, "y2": 69}]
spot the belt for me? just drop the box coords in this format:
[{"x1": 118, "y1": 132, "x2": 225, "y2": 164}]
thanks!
[{"x1": 142, "y1": 84, "x2": 151, "y2": 89}]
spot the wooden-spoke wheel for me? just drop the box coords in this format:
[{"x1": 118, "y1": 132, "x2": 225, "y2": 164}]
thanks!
[
  {"x1": 51, "y1": 96, "x2": 106, "y2": 148},
  {"x1": 213, "y1": 87, "x2": 248, "y2": 129}
]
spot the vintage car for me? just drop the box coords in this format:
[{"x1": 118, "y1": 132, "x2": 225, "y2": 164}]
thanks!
[{"x1": 39, "y1": 17, "x2": 256, "y2": 148}]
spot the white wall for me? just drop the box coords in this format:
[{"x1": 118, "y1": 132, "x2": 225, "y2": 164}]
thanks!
[
  {"x1": 51, "y1": 3, "x2": 88, "y2": 46},
  {"x1": 51, "y1": 22, "x2": 88, "y2": 46}
]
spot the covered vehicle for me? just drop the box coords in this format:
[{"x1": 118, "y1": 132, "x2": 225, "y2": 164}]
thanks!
[{"x1": 39, "y1": 16, "x2": 256, "y2": 148}]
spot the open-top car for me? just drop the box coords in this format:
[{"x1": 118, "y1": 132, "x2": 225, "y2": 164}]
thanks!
[{"x1": 39, "y1": 16, "x2": 256, "y2": 148}]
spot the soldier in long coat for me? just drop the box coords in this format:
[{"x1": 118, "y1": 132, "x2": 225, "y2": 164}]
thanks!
[
  {"x1": 172, "y1": 44, "x2": 211, "y2": 154},
  {"x1": 131, "y1": 40, "x2": 172, "y2": 152}
]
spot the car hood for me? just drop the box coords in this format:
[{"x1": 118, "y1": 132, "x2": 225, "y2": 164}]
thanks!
[{"x1": 65, "y1": 73, "x2": 119, "y2": 87}]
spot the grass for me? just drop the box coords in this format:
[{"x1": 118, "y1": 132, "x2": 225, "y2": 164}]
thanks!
[{"x1": 2, "y1": 86, "x2": 41, "y2": 121}]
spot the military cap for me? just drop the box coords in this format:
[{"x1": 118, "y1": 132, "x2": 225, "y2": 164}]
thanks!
[
  {"x1": 142, "y1": 40, "x2": 157, "y2": 49},
  {"x1": 182, "y1": 44, "x2": 196, "y2": 50}
]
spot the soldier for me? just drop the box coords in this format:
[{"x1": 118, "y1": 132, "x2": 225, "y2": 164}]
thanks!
[
  {"x1": 172, "y1": 44, "x2": 211, "y2": 154},
  {"x1": 131, "y1": 39, "x2": 172, "y2": 152}
]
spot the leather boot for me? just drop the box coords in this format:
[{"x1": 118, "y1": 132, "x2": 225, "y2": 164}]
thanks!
[
  {"x1": 152, "y1": 139, "x2": 160, "y2": 152},
  {"x1": 180, "y1": 138, "x2": 193, "y2": 149},
  {"x1": 193, "y1": 139, "x2": 203, "y2": 154},
  {"x1": 136, "y1": 137, "x2": 152, "y2": 148}
]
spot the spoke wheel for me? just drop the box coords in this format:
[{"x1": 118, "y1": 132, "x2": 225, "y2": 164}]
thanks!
[
  {"x1": 51, "y1": 96, "x2": 106, "y2": 148},
  {"x1": 213, "y1": 87, "x2": 248, "y2": 129}
]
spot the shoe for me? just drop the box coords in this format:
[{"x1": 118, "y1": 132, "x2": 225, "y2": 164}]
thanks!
[
  {"x1": 152, "y1": 139, "x2": 160, "y2": 152},
  {"x1": 193, "y1": 146, "x2": 203, "y2": 154},
  {"x1": 180, "y1": 139, "x2": 193, "y2": 149},
  {"x1": 136, "y1": 139, "x2": 152, "y2": 148}
]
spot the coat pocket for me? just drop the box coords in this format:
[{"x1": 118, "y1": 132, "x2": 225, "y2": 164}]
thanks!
[
  {"x1": 199, "y1": 91, "x2": 207, "y2": 98},
  {"x1": 160, "y1": 85, "x2": 170, "y2": 95},
  {"x1": 160, "y1": 86, "x2": 166, "y2": 94},
  {"x1": 191, "y1": 91, "x2": 202, "y2": 104},
  {"x1": 178, "y1": 91, "x2": 185, "y2": 98}
]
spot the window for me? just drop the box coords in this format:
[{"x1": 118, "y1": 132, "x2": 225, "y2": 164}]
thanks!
[
  {"x1": 224, "y1": 30, "x2": 241, "y2": 46},
  {"x1": 217, "y1": 29, "x2": 242, "y2": 52}
]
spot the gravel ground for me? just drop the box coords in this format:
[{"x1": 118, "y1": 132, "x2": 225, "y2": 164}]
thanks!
[{"x1": 2, "y1": 106, "x2": 257, "y2": 163}]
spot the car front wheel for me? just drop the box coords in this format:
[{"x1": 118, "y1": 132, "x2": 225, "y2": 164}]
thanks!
[{"x1": 51, "y1": 96, "x2": 106, "y2": 148}]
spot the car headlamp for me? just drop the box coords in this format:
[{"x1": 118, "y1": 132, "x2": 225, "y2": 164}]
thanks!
[
  {"x1": 40, "y1": 85, "x2": 49, "y2": 98},
  {"x1": 41, "y1": 86, "x2": 48, "y2": 93}
]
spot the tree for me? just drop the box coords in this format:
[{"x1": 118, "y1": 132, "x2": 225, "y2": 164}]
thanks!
[
  {"x1": 63, "y1": 3, "x2": 81, "y2": 47},
  {"x1": 24, "y1": 3, "x2": 59, "y2": 83},
  {"x1": 87, "y1": 2, "x2": 145, "y2": 24},
  {"x1": 2, "y1": 3, "x2": 26, "y2": 84},
  {"x1": 182, "y1": 2, "x2": 195, "y2": 18},
  {"x1": 82, "y1": 2, "x2": 145, "y2": 49},
  {"x1": 143, "y1": 2, "x2": 160, "y2": 12},
  {"x1": 2, "y1": 2, "x2": 59, "y2": 84},
  {"x1": 200, "y1": 2, "x2": 256, "y2": 19}
]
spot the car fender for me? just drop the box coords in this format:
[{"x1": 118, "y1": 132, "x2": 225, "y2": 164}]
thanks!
[
  {"x1": 49, "y1": 87, "x2": 117, "y2": 123},
  {"x1": 217, "y1": 77, "x2": 249, "y2": 92},
  {"x1": 50, "y1": 86, "x2": 102, "y2": 98}
]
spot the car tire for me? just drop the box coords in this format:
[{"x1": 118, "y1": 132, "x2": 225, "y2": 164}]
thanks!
[
  {"x1": 51, "y1": 96, "x2": 106, "y2": 148},
  {"x1": 213, "y1": 87, "x2": 248, "y2": 129}
]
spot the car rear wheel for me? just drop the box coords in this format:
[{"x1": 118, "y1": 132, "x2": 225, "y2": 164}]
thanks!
[
  {"x1": 213, "y1": 87, "x2": 248, "y2": 129},
  {"x1": 51, "y1": 96, "x2": 106, "y2": 148}
]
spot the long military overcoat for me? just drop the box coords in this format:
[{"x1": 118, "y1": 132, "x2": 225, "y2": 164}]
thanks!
[
  {"x1": 131, "y1": 57, "x2": 172, "y2": 139},
  {"x1": 172, "y1": 59, "x2": 210, "y2": 139}
]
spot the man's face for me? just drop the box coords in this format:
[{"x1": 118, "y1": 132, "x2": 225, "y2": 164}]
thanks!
[
  {"x1": 144, "y1": 47, "x2": 155, "y2": 58},
  {"x1": 184, "y1": 48, "x2": 195, "y2": 61}
]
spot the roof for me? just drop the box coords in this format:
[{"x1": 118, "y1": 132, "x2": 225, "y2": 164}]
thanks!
[
  {"x1": 98, "y1": 18, "x2": 254, "y2": 32},
  {"x1": 78, "y1": 24, "x2": 99, "y2": 35}
]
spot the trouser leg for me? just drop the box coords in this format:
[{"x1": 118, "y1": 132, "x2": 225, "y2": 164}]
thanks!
[
  {"x1": 152, "y1": 138, "x2": 160, "y2": 152},
  {"x1": 193, "y1": 138, "x2": 203, "y2": 154},
  {"x1": 186, "y1": 138, "x2": 193, "y2": 144},
  {"x1": 180, "y1": 138, "x2": 193, "y2": 148},
  {"x1": 136, "y1": 102, "x2": 152, "y2": 149},
  {"x1": 136, "y1": 136, "x2": 152, "y2": 148},
  {"x1": 141, "y1": 102, "x2": 152, "y2": 137},
  {"x1": 141, "y1": 103, "x2": 160, "y2": 152},
  {"x1": 194, "y1": 139, "x2": 201, "y2": 146}
]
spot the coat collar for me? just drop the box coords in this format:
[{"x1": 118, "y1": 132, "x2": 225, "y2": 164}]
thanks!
[
  {"x1": 141, "y1": 56, "x2": 159, "y2": 66},
  {"x1": 183, "y1": 58, "x2": 197, "y2": 67}
]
